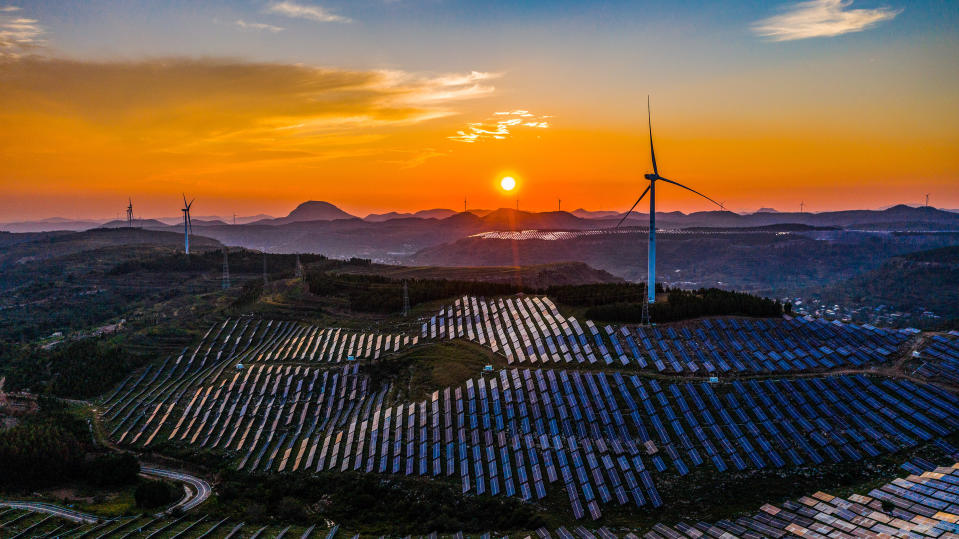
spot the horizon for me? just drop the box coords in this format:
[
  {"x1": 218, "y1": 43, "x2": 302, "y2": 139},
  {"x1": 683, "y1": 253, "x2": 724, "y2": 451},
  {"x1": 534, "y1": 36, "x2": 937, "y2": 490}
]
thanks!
[{"x1": 4, "y1": 200, "x2": 957, "y2": 224}]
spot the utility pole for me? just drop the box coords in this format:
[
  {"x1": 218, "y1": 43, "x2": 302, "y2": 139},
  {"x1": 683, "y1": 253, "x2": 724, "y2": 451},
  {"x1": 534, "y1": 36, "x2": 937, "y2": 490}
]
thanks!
[
  {"x1": 558, "y1": 198, "x2": 561, "y2": 212},
  {"x1": 516, "y1": 199, "x2": 519, "y2": 211},
  {"x1": 402, "y1": 280, "x2": 410, "y2": 317},
  {"x1": 464, "y1": 196, "x2": 467, "y2": 213},
  {"x1": 295, "y1": 254, "x2": 304, "y2": 280},
  {"x1": 925, "y1": 194, "x2": 930, "y2": 207},
  {"x1": 800, "y1": 201, "x2": 805, "y2": 213},
  {"x1": 222, "y1": 248, "x2": 230, "y2": 289},
  {"x1": 262, "y1": 252, "x2": 268, "y2": 285}
]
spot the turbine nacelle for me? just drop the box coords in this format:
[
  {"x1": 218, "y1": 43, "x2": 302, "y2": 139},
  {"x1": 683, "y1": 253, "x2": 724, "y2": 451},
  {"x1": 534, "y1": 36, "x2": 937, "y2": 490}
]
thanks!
[{"x1": 644, "y1": 173, "x2": 658, "y2": 181}]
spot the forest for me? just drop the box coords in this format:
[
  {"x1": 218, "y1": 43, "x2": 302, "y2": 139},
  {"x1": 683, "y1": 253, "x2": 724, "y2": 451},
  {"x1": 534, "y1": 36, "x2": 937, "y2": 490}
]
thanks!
[
  {"x1": 212, "y1": 469, "x2": 543, "y2": 534},
  {"x1": 306, "y1": 270, "x2": 785, "y2": 324},
  {"x1": 585, "y1": 288, "x2": 787, "y2": 323},
  {"x1": 0, "y1": 399, "x2": 139, "y2": 490},
  {"x1": 0, "y1": 338, "x2": 148, "y2": 398}
]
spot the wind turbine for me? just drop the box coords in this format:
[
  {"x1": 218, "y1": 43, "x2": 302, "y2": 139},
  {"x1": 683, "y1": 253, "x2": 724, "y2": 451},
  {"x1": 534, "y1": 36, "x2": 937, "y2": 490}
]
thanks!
[
  {"x1": 617, "y1": 97, "x2": 723, "y2": 304},
  {"x1": 182, "y1": 194, "x2": 194, "y2": 255},
  {"x1": 126, "y1": 198, "x2": 134, "y2": 227}
]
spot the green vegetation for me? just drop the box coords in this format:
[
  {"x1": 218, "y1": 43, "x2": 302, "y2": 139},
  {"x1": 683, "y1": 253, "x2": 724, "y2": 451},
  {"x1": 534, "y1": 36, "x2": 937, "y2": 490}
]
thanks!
[
  {"x1": 135, "y1": 479, "x2": 180, "y2": 509},
  {"x1": 212, "y1": 470, "x2": 544, "y2": 534},
  {"x1": 813, "y1": 245, "x2": 959, "y2": 326},
  {"x1": 306, "y1": 271, "x2": 526, "y2": 314},
  {"x1": 365, "y1": 340, "x2": 504, "y2": 402},
  {"x1": 1, "y1": 338, "x2": 148, "y2": 398},
  {"x1": 0, "y1": 399, "x2": 139, "y2": 491},
  {"x1": 585, "y1": 288, "x2": 787, "y2": 324}
]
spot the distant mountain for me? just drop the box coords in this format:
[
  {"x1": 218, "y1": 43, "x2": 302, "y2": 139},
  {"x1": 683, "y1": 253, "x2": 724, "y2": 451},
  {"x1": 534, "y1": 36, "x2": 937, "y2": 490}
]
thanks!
[
  {"x1": 477, "y1": 209, "x2": 593, "y2": 230},
  {"x1": 255, "y1": 201, "x2": 356, "y2": 225},
  {"x1": 755, "y1": 208, "x2": 780, "y2": 213},
  {"x1": 364, "y1": 212, "x2": 411, "y2": 222},
  {"x1": 100, "y1": 219, "x2": 173, "y2": 229},
  {"x1": 414, "y1": 208, "x2": 458, "y2": 220},
  {"x1": 0, "y1": 218, "x2": 105, "y2": 233},
  {"x1": 571, "y1": 209, "x2": 623, "y2": 220},
  {"x1": 365, "y1": 208, "x2": 463, "y2": 222}
]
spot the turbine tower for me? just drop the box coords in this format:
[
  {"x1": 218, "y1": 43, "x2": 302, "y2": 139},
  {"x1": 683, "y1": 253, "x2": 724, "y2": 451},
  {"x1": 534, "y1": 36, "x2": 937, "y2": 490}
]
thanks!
[
  {"x1": 126, "y1": 198, "x2": 134, "y2": 227},
  {"x1": 222, "y1": 248, "x2": 230, "y2": 289},
  {"x1": 617, "y1": 97, "x2": 723, "y2": 304},
  {"x1": 181, "y1": 194, "x2": 194, "y2": 255}
]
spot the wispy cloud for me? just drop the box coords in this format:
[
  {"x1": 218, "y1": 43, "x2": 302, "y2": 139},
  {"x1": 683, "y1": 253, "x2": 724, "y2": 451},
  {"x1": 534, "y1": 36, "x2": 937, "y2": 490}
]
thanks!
[
  {"x1": 449, "y1": 110, "x2": 551, "y2": 143},
  {"x1": 233, "y1": 19, "x2": 285, "y2": 32},
  {"x1": 753, "y1": 0, "x2": 901, "y2": 41},
  {"x1": 0, "y1": 57, "x2": 497, "y2": 177},
  {"x1": 266, "y1": 1, "x2": 350, "y2": 23},
  {"x1": 0, "y1": 5, "x2": 44, "y2": 56}
]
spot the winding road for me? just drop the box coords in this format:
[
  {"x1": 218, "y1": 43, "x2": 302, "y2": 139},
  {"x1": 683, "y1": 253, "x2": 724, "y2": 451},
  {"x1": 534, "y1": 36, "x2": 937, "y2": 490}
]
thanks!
[{"x1": 140, "y1": 466, "x2": 212, "y2": 513}]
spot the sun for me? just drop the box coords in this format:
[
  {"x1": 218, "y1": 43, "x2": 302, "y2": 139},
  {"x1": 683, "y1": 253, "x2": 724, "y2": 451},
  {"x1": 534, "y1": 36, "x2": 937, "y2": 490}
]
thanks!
[{"x1": 500, "y1": 176, "x2": 516, "y2": 191}]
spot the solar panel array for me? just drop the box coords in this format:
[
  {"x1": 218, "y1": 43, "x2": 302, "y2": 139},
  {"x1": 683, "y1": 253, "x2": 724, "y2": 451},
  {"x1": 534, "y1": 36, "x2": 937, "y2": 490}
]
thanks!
[
  {"x1": 6, "y1": 460, "x2": 959, "y2": 537},
  {"x1": 0, "y1": 510, "x2": 323, "y2": 539},
  {"x1": 100, "y1": 300, "x2": 952, "y2": 522},
  {"x1": 105, "y1": 340, "x2": 959, "y2": 521},
  {"x1": 916, "y1": 331, "x2": 959, "y2": 385},
  {"x1": 422, "y1": 296, "x2": 913, "y2": 373},
  {"x1": 646, "y1": 461, "x2": 959, "y2": 539}
]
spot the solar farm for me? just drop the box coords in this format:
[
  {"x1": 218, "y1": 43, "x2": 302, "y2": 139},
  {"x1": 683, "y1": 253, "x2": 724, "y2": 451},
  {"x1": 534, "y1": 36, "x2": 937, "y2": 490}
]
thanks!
[
  {"x1": 98, "y1": 294, "x2": 959, "y2": 529},
  {"x1": 4, "y1": 457, "x2": 959, "y2": 538},
  {"x1": 916, "y1": 332, "x2": 959, "y2": 385}
]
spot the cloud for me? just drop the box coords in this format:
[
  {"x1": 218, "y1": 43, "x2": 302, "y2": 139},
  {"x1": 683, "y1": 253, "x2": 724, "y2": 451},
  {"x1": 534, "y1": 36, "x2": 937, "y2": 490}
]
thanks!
[
  {"x1": 753, "y1": 0, "x2": 901, "y2": 41},
  {"x1": 0, "y1": 6, "x2": 43, "y2": 56},
  {"x1": 233, "y1": 19, "x2": 285, "y2": 32},
  {"x1": 449, "y1": 110, "x2": 551, "y2": 143},
  {"x1": 0, "y1": 56, "x2": 497, "y2": 178},
  {"x1": 266, "y1": 1, "x2": 350, "y2": 23}
]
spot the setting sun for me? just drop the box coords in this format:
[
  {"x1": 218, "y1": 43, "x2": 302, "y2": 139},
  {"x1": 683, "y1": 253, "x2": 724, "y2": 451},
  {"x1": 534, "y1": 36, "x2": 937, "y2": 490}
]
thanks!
[{"x1": 500, "y1": 176, "x2": 516, "y2": 191}]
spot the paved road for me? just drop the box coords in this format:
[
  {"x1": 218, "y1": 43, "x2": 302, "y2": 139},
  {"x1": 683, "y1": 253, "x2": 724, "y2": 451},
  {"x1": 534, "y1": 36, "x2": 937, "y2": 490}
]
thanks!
[
  {"x1": 140, "y1": 466, "x2": 212, "y2": 513},
  {"x1": 0, "y1": 501, "x2": 100, "y2": 523}
]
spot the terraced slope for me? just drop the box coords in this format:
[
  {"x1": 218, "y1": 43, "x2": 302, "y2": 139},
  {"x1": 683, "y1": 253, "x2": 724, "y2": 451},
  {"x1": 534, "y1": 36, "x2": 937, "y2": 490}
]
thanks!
[
  {"x1": 101, "y1": 296, "x2": 958, "y2": 522},
  {"x1": 422, "y1": 296, "x2": 914, "y2": 373}
]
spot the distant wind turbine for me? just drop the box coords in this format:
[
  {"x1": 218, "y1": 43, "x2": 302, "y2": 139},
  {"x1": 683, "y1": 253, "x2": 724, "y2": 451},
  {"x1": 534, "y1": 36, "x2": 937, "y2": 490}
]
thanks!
[
  {"x1": 182, "y1": 194, "x2": 194, "y2": 254},
  {"x1": 126, "y1": 197, "x2": 134, "y2": 227},
  {"x1": 617, "y1": 97, "x2": 723, "y2": 304}
]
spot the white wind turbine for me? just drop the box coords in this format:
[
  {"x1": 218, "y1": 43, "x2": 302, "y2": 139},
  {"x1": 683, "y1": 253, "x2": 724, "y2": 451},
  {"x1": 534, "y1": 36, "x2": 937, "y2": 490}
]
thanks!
[{"x1": 617, "y1": 97, "x2": 724, "y2": 304}]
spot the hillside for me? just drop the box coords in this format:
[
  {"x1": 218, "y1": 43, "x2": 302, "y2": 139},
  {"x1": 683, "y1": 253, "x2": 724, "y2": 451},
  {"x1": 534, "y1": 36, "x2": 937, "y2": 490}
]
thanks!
[
  {"x1": 333, "y1": 261, "x2": 625, "y2": 288},
  {"x1": 410, "y1": 229, "x2": 959, "y2": 294},
  {"x1": 813, "y1": 245, "x2": 959, "y2": 322}
]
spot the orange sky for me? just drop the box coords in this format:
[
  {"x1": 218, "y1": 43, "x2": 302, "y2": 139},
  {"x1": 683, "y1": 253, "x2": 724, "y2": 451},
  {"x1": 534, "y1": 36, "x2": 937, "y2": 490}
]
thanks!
[{"x1": 1, "y1": 2, "x2": 958, "y2": 220}]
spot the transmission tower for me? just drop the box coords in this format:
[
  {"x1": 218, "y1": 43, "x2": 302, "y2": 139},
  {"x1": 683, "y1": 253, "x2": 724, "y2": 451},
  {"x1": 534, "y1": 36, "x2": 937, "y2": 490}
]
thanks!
[
  {"x1": 222, "y1": 248, "x2": 230, "y2": 289},
  {"x1": 262, "y1": 252, "x2": 268, "y2": 285},
  {"x1": 295, "y1": 254, "x2": 304, "y2": 280},
  {"x1": 402, "y1": 280, "x2": 410, "y2": 316},
  {"x1": 641, "y1": 284, "x2": 651, "y2": 325}
]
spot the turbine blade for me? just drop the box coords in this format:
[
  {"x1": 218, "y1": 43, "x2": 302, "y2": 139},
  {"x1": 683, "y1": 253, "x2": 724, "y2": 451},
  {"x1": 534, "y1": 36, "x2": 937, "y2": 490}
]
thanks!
[
  {"x1": 648, "y1": 96, "x2": 658, "y2": 177},
  {"x1": 615, "y1": 184, "x2": 651, "y2": 228},
  {"x1": 182, "y1": 193, "x2": 187, "y2": 207},
  {"x1": 658, "y1": 177, "x2": 723, "y2": 208}
]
